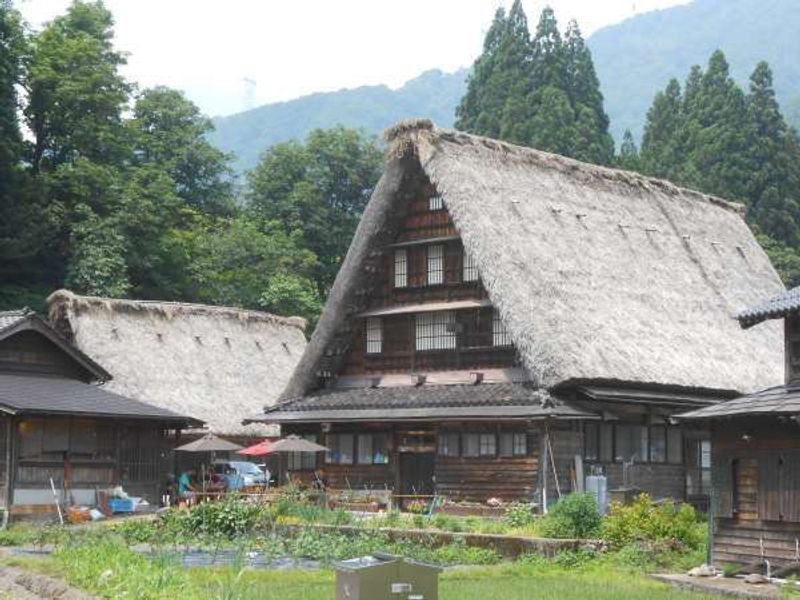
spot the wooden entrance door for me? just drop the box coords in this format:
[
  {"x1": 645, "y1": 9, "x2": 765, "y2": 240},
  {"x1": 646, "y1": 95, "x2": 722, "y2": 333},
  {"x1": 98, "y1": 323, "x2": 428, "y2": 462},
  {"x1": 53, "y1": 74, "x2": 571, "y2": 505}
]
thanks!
[{"x1": 400, "y1": 452, "x2": 435, "y2": 496}]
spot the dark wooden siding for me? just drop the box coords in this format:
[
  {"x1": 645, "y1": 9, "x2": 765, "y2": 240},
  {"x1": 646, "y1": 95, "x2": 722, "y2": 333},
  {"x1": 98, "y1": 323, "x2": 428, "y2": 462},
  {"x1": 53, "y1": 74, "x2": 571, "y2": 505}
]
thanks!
[
  {"x1": 710, "y1": 420, "x2": 800, "y2": 566},
  {"x1": 435, "y1": 453, "x2": 538, "y2": 502},
  {"x1": 0, "y1": 331, "x2": 88, "y2": 380}
]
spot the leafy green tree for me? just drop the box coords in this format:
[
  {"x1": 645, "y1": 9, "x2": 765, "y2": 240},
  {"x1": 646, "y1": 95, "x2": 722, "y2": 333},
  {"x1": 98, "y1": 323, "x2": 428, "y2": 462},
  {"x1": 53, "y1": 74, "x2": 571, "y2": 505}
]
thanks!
[
  {"x1": 259, "y1": 273, "x2": 323, "y2": 328},
  {"x1": 24, "y1": 0, "x2": 131, "y2": 171},
  {"x1": 246, "y1": 126, "x2": 383, "y2": 294},
  {"x1": 64, "y1": 206, "x2": 130, "y2": 297},
  {"x1": 129, "y1": 86, "x2": 234, "y2": 215},
  {"x1": 188, "y1": 217, "x2": 318, "y2": 311}
]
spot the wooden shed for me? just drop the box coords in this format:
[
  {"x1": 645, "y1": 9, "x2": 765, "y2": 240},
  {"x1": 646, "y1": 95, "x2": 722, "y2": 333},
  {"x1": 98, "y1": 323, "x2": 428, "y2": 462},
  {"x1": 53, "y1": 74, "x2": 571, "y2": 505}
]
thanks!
[
  {"x1": 249, "y1": 119, "x2": 785, "y2": 509},
  {"x1": 0, "y1": 309, "x2": 198, "y2": 519},
  {"x1": 681, "y1": 287, "x2": 800, "y2": 568}
]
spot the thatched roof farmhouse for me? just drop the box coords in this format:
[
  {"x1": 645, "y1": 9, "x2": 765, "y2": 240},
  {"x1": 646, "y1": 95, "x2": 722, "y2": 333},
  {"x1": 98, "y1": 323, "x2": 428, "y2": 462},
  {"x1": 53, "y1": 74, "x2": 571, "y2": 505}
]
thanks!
[
  {"x1": 251, "y1": 119, "x2": 785, "y2": 507},
  {"x1": 281, "y1": 119, "x2": 784, "y2": 403},
  {"x1": 48, "y1": 291, "x2": 307, "y2": 437}
]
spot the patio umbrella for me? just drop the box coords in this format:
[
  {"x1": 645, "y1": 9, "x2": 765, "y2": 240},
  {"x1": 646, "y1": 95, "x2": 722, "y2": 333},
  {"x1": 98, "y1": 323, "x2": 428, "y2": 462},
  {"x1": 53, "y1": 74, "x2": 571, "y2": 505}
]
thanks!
[
  {"x1": 175, "y1": 433, "x2": 243, "y2": 453},
  {"x1": 174, "y1": 434, "x2": 243, "y2": 496},
  {"x1": 237, "y1": 438, "x2": 275, "y2": 457},
  {"x1": 269, "y1": 435, "x2": 328, "y2": 453},
  {"x1": 268, "y1": 435, "x2": 329, "y2": 487}
]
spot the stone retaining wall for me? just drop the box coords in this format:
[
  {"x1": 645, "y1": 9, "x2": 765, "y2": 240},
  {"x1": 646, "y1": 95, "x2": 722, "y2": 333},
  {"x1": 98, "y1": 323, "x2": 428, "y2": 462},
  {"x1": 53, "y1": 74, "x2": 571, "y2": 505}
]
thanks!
[{"x1": 277, "y1": 523, "x2": 598, "y2": 559}]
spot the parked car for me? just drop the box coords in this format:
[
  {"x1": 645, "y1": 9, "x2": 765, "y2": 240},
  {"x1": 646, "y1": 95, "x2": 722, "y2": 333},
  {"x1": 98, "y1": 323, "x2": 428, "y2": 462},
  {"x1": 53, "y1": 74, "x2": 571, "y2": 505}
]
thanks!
[{"x1": 212, "y1": 460, "x2": 268, "y2": 490}]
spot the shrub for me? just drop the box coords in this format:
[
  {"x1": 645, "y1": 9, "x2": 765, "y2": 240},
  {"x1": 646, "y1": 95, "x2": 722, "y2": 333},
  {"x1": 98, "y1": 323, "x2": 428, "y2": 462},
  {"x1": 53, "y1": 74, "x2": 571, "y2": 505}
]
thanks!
[
  {"x1": 539, "y1": 493, "x2": 601, "y2": 539},
  {"x1": 182, "y1": 497, "x2": 265, "y2": 538},
  {"x1": 504, "y1": 503, "x2": 537, "y2": 528},
  {"x1": 601, "y1": 493, "x2": 705, "y2": 550},
  {"x1": 553, "y1": 548, "x2": 597, "y2": 569}
]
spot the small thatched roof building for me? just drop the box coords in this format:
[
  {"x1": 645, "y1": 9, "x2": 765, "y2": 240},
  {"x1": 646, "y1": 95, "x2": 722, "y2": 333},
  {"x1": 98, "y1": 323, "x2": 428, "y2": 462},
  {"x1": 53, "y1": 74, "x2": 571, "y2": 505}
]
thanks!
[{"x1": 48, "y1": 291, "x2": 307, "y2": 437}]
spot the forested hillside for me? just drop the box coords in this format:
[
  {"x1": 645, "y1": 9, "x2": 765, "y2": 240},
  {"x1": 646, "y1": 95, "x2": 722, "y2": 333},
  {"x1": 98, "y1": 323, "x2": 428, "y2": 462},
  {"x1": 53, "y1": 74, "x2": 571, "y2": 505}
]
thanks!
[
  {"x1": 591, "y1": 0, "x2": 800, "y2": 139},
  {"x1": 210, "y1": 0, "x2": 800, "y2": 173},
  {"x1": 209, "y1": 69, "x2": 466, "y2": 174}
]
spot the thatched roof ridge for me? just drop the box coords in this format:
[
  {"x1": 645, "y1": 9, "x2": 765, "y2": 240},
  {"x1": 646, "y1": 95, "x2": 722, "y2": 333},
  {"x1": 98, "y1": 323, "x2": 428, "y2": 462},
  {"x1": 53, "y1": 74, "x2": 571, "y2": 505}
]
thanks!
[
  {"x1": 385, "y1": 118, "x2": 745, "y2": 216},
  {"x1": 281, "y1": 120, "x2": 785, "y2": 403},
  {"x1": 47, "y1": 290, "x2": 306, "y2": 331},
  {"x1": 47, "y1": 290, "x2": 307, "y2": 436}
]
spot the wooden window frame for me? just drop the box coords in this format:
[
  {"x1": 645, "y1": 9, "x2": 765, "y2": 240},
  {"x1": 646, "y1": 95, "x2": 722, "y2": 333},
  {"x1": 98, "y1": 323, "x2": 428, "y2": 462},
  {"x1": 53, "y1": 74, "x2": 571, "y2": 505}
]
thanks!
[
  {"x1": 415, "y1": 311, "x2": 456, "y2": 351},
  {"x1": 492, "y1": 308, "x2": 511, "y2": 347},
  {"x1": 394, "y1": 249, "x2": 408, "y2": 288},
  {"x1": 365, "y1": 317, "x2": 382, "y2": 354},
  {"x1": 426, "y1": 244, "x2": 444, "y2": 286},
  {"x1": 428, "y1": 195, "x2": 444, "y2": 211},
  {"x1": 462, "y1": 250, "x2": 479, "y2": 282}
]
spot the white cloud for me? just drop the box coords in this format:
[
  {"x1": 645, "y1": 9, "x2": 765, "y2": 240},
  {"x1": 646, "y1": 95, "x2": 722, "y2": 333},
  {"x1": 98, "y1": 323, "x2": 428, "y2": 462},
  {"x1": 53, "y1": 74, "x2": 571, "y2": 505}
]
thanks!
[{"x1": 16, "y1": 0, "x2": 689, "y2": 117}]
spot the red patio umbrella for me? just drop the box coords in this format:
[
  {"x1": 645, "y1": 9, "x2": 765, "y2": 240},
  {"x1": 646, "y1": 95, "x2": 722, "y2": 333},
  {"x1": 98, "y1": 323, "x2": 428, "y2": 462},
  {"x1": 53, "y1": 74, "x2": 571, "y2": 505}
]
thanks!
[{"x1": 237, "y1": 438, "x2": 275, "y2": 457}]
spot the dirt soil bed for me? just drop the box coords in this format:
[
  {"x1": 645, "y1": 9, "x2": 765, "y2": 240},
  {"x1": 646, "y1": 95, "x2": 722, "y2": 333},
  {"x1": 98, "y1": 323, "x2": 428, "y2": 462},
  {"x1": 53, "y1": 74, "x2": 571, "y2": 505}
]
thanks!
[{"x1": 0, "y1": 566, "x2": 96, "y2": 599}]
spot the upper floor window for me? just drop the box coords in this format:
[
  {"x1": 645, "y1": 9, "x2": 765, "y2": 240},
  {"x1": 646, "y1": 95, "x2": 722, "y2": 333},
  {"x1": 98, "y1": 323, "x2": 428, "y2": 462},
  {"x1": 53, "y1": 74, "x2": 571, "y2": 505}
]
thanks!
[
  {"x1": 415, "y1": 311, "x2": 456, "y2": 351},
  {"x1": 366, "y1": 317, "x2": 382, "y2": 354},
  {"x1": 429, "y1": 195, "x2": 444, "y2": 211},
  {"x1": 394, "y1": 249, "x2": 408, "y2": 288},
  {"x1": 492, "y1": 308, "x2": 511, "y2": 346},
  {"x1": 427, "y1": 244, "x2": 444, "y2": 285},
  {"x1": 463, "y1": 251, "x2": 479, "y2": 282}
]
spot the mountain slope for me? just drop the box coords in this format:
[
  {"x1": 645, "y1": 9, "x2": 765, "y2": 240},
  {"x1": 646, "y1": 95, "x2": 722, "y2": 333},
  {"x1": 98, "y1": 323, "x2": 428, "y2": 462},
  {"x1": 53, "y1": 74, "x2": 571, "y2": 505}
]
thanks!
[
  {"x1": 211, "y1": 0, "x2": 800, "y2": 174},
  {"x1": 590, "y1": 0, "x2": 800, "y2": 139},
  {"x1": 210, "y1": 69, "x2": 467, "y2": 174}
]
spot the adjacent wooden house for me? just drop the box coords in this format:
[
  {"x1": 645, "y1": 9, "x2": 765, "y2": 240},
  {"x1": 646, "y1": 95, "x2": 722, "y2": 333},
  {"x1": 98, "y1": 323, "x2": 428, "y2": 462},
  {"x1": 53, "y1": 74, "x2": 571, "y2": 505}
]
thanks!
[
  {"x1": 47, "y1": 291, "x2": 308, "y2": 443},
  {"x1": 250, "y1": 119, "x2": 784, "y2": 508},
  {"x1": 681, "y1": 287, "x2": 800, "y2": 568},
  {"x1": 0, "y1": 309, "x2": 198, "y2": 519}
]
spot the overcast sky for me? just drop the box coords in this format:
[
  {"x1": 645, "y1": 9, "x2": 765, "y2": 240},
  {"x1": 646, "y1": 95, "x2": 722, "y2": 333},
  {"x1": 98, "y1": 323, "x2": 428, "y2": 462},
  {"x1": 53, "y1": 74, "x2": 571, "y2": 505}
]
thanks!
[{"x1": 17, "y1": 0, "x2": 690, "y2": 117}]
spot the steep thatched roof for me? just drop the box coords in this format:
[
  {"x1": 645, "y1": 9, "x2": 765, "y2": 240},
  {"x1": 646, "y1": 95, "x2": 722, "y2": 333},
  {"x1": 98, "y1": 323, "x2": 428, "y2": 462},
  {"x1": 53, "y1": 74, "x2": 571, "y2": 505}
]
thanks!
[
  {"x1": 281, "y1": 119, "x2": 784, "y2": 402},
  {"x1": 47, "y1": 290, "x2": 307, "y2": 436}
]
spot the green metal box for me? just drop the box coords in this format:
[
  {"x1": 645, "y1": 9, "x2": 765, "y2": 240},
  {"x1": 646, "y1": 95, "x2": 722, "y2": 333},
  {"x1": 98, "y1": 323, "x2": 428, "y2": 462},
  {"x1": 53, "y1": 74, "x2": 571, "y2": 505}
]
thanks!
[{"x1": 334, "y1": 553, "x2": 441, "y2": 600}]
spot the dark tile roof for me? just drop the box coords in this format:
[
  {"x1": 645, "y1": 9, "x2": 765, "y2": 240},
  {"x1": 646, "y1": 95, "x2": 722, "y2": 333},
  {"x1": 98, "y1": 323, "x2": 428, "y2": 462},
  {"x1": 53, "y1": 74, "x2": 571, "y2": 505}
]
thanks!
[
  {"x1": 678, "y1": 383, "x2": 800, "y2": 420},
  {"x1": 0, "y1": 372, "x2": 201, "y2": 424},
  {"x1": 251, "y1": 383, "x2": 595, "y2": 423},
  {"x1": 737, "y1": 286, "x2": 799, "y2": 328}
]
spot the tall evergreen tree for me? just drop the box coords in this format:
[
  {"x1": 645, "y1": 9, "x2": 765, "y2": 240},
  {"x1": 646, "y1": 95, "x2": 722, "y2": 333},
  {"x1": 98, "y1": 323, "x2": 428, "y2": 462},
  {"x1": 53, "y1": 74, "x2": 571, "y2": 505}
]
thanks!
[
  {"x1": 617, "y1": 129, "x2": 640, "y2": 171},
  {"x1": 745, "y1": 61, "x2": 800, "y2": 247},
  {"x1": 639, "y1": 79, "x2": 683, "y2": 180},
  {"x1": 456, "y1": 4, "x2": 612, "y2": 164},
  {"x1": 455, "y1": 3, "x2": 531, "y2": 141}
]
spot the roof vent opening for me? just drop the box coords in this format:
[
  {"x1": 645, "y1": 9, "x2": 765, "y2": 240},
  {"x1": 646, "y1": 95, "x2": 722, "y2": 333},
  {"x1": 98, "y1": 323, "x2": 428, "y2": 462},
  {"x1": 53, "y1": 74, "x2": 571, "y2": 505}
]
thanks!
[
  {"x1": 194, "y1": 335, "x2": 202, "y2": 345},
  {"x1": 281, "y1": 341, "x2": 291, "y2": 354},
  {"x1": 156, "y1": 333, "x2": 163, "y2": 342},
  {"x1": 224, "y1": 336, "x2": 231, "y2": 347},
  {"x1": 255, "y1": 340, "x2": 262, "y2": 351}
]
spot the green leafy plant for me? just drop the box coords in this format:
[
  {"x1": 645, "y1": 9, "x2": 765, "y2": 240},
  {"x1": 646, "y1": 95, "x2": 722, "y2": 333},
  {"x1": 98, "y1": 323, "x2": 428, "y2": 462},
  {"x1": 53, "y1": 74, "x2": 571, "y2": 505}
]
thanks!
[
  {"x1": 504, "y1": 503, "x2": 537, "y2": 528},
  {"x1": 601, "y1": 493, "x2": 704, "y2": 550},
  {"x1": 539, "y1": 493, "x2": 602, "y2": 539}
]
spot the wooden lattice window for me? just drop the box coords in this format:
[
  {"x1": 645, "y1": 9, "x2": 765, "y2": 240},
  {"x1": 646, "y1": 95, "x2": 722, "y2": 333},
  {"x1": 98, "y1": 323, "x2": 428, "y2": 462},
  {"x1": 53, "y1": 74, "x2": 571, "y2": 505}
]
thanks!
[
  {"x1": 427, "y1": 244, "x2": 444, "y2": 285},
  {"x1": 492, "y1": 309, "x2": 511, "y2": 346},
  {"x1": 428, "y1": 195, "x2": 444, "y2": 211},
  {"x1": 394, "y1": 249, "x2": 408, "y2": 288},
  {"x1": 462, "y1": 250, "x2": 479, "y2": 282},
  {"x1": 365, "y1": 317, "x2": 382, "y2": 354},
  {"x1": 415, "y1": 311, "x2": 456, "y2": 351}
]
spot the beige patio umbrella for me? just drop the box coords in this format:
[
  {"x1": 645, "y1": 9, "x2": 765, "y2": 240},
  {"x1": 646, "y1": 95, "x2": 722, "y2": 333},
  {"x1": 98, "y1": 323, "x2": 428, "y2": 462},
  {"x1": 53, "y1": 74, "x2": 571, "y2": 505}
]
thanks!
[
  {"x1": 175, "y1": 434, "x2": 243, "y2": 495},
  {"x1": 175, "y1": 433, "x2": 243, "y2": 453},
  {"x1": 269, "y1": 435, "x2": 329, "y2": 486}
]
